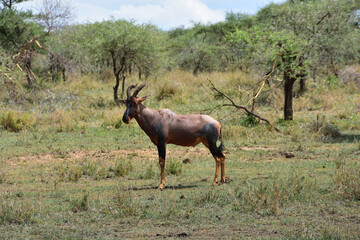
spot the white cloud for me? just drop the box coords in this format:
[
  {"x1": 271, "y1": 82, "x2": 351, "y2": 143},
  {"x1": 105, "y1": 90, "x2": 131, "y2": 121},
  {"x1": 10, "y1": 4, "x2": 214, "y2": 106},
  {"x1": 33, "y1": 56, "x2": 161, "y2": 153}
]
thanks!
[
  {"x1": 112, "y1": 0, "x2": 224, "y2": 29},
  {"x1": 72, "y1": 1, "x2": 114, "y2": 23},
  {"x1": 15, "y1": 0, "x2": 283, "y2": 30}
]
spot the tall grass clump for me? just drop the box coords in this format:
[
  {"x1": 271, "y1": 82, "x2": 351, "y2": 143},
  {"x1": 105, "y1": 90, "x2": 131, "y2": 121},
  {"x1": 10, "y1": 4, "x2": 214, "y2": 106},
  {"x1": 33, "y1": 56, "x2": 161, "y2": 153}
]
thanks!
[
  {"x1": 165, "y1": 160, "x2": 182, "y2": 176},
  {"x1": 110, "y1": 159, "x2": 134, "y2": 177},
  {"x1": 111, "y1": 188, "x2": 139, "y2": 217},
  {"x1": 0, "y1": 110, "x2": 34, "y2": 132},
  {"x1": 139, "y1": 164, "x2": 156, "y2": 179},
  {"x1": 233, "y1": 173, "x2": 313, "y2": 215},
  {"x1": 101, "y1": 110, "x2": 124, "y2": 129},
  {"x1": 156, "y1": 82, "x2": 178, "y2": 100},
  {"x1": 309, "y1": 115, "x2": 341, "y2": 141},
  {"x1": 70, "y1": 193, "x2": 89, "y2": 213},
  {"x1": 48, "y1": 109, "x2": 77, "y2": 132},
  {"x1": 196, "y1": 189, "x2": 232, "y2": 207},
  {"x1": 333, "y1": 163, "x2": 360, "y2": 201},
  {"x1": 55, "y1": 161, "x2": 83, "y2": 182},
  {"x1": 80, "y1": 158, "x2": 111, "y2": 180},
  {"x1": 0, "y1": 198, "x2": 38, "y2": 224}
]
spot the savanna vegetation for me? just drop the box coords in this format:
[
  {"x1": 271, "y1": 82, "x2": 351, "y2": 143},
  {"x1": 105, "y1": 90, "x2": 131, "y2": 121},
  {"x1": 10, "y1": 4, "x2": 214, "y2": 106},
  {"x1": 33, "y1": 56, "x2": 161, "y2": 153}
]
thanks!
[{"x1": 1, "y1": 0, "x2": 360, "y2": 239}]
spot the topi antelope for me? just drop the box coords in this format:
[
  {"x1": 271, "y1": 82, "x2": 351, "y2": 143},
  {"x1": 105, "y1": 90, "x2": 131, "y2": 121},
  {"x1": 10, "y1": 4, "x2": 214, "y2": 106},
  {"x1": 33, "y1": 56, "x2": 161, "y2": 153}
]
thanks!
[{"x1": 121, "y1": 84, "x2": 225, "y2": 189}]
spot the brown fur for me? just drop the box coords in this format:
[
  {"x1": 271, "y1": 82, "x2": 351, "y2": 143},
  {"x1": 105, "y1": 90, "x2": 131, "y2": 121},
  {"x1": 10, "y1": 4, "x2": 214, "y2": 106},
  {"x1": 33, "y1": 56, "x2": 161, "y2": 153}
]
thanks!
[{"x1": 122, "y1": 84, "x2": 225, "y2": 189}]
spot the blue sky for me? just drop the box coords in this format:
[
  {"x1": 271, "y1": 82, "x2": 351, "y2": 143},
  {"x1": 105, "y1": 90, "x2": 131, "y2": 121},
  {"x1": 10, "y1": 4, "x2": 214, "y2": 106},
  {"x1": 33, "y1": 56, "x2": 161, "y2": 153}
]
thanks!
[{"x1": 17, "y1": 0, "x2": 285, "y2": 30}]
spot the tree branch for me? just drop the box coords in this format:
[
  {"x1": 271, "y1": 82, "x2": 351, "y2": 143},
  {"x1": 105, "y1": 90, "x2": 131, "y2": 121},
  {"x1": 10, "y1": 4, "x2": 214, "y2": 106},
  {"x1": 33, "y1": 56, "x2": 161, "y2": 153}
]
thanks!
[{"x1": 209, "y1": 80, "x2": 280, "y2": 132}]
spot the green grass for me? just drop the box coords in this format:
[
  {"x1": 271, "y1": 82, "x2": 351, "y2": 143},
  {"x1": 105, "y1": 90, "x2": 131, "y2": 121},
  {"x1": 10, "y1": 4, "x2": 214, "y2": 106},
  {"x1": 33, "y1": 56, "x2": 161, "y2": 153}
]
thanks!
[{"x1": 0, "y1": 70, "x2": 360, "y2": 239}]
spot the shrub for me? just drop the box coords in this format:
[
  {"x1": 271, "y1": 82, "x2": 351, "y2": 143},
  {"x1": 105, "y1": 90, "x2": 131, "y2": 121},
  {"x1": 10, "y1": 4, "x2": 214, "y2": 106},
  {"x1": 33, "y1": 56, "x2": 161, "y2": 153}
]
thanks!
[
  {"x1": 165, "y1": 160, "x2": 182, "y2": 176},
  {"x1": 0, "y1": 111, "x2": 34, "y2": 132},
  {"x1": 240, "y1": 113, "x2": 259, "y2": 127},
  {"x1": 324, "y1": 74, "x2": 339, "y2": 87}
]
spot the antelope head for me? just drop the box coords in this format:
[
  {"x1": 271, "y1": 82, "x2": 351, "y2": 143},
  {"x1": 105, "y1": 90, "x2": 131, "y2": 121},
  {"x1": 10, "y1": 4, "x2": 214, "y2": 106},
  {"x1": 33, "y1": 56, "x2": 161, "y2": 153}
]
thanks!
[{"x1": 121, "y1": 83, "x2": 147, "y2": 124}]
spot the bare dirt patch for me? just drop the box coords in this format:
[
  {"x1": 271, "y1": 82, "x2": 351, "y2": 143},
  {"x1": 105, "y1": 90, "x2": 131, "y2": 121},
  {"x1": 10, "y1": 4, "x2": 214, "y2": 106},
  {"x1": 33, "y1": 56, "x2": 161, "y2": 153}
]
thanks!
[{"x1": 12, "y1": 146, "x2": 218, "y2": 166}]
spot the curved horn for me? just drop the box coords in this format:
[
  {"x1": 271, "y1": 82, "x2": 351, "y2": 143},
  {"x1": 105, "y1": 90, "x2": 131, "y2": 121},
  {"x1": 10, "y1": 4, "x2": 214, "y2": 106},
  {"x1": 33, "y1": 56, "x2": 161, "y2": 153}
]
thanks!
[
  {"x1": 132, "y1": 83, "x2": 146, "y2": 98},
  {"x1": 126, "y1": 84, "x2": 138, "y2": 99}
]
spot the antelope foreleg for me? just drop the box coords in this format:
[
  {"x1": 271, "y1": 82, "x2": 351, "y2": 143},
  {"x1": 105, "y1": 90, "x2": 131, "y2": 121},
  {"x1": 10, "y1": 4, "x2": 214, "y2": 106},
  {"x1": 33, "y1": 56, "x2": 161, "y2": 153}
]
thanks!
[
  {"x1": 157, "y1": 142, "x2": 166, "y2": 190},
  {"x1": 158, "y1": 157, "x2": 165, "y2": 189}
]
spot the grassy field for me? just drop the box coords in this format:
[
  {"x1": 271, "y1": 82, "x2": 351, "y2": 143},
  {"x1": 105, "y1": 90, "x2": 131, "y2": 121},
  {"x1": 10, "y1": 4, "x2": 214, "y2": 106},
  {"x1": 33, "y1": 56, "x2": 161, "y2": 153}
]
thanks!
[{"x1": 1, "y1": 70, "x2": 360, "y2": 239}]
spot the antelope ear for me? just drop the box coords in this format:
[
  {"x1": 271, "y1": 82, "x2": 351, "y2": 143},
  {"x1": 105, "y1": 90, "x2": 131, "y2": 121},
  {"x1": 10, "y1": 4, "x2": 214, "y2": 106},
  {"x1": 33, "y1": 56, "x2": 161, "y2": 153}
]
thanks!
[{"x1": 136, "y1": 96, "x2": 147, "y2": 104}]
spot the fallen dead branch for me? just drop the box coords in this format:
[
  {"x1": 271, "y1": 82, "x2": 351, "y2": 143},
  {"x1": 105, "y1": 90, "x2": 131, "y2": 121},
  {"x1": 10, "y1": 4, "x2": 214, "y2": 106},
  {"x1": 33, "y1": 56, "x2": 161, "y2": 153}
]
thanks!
[{"x1": 209, "y1": 80, "x2": 280, "y2": 132}]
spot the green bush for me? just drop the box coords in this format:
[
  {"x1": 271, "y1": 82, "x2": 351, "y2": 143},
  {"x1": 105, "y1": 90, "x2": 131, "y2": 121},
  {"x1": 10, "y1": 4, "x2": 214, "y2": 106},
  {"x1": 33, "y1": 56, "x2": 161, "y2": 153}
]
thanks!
[
  {"x1": 240, "y1": 113, "x2": 259, "y2": 127},
  {"x1": 0, "y1": 111, "x2": 34, "y2": 132},
  {"x1": 324, "y1": 74, "x2": 340, "y2": 87},
  {"x1": 165, "y1": 160, "x2": 182, "y2": 176}
]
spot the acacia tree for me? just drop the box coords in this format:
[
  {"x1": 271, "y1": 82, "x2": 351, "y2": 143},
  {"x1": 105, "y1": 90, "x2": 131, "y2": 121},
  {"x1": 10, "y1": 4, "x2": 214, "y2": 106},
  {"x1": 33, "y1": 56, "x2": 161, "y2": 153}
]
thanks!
[
  {"x1": 0, "y1": 0, "x2": 73, "y2": 85},
  {"x1": 1, "y1": 0, "x2": 26, "y2": 9},
  {"x1": 226, "y1": 0, "x2": 360, "y2": 120},
  {"x1": 67, "y1": 20, "x2": 168, "y2": 100},
  {"x1": 256, "y1": 0, "x2": 360, "y2": 89}
]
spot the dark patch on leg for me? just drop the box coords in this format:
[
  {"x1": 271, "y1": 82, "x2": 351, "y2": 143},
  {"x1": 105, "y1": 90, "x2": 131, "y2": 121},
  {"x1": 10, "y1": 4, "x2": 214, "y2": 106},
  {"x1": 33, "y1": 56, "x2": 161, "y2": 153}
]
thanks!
[
  {"x1": 155, "y1": 121, "x2": 166, "y2": 159},
  {"x1": 199, "y1": 123, "x2": 223, "y2": 158},
  {"x1": 157, "y1": 142, "x2": 166, "y2": 160}
]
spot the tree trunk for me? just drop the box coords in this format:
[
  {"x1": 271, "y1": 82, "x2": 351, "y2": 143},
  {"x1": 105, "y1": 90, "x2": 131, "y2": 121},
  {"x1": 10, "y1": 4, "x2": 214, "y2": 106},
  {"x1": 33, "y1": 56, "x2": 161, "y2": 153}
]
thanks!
[
  {"x1": 25, "y1": 51, "x2": 33, "y2": 86},
  {"x1": 299, "y1": 77, "x2": 306, "y2": 95},
  {"x1": 121, "y1": 75, "x2": 126, "y2": 99},
  {"x1": 298, "y1": 57, "x2": 307, "y2": 95},
  {"x1": 62, "y1": 67, "x2": 66, "y2": 82},
  {"x1": 284, "y1": 70, "x2": 296, "y2": 120},
  {"x1": 113, "y1": 73, "x2": 120, "y2": 101},
  {"x1": 50, "y1": 54, "x2": 56, "y2": 82}
]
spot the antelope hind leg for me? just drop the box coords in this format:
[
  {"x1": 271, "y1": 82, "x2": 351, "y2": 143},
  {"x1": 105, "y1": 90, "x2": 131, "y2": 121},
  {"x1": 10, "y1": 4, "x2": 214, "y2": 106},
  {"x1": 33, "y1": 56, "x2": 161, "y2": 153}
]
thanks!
[{"x1": 212, "y1": 157, "x2": 220, "y2": 186}]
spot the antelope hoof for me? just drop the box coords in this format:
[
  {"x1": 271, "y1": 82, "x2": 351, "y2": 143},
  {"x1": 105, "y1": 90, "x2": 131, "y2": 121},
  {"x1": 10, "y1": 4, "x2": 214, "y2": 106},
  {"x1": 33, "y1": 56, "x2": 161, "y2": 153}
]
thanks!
[
  {"x1": 212, "y1": 181, "x2": 217, "y2": 186},
  {"x1": 158, "y1": 184, "x2": 165, "y2": 190}
]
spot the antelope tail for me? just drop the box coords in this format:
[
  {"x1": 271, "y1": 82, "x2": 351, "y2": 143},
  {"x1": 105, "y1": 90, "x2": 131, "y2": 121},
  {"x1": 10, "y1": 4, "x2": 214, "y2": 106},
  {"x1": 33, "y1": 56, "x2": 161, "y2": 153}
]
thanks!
[{"x1": 217, "y1": 127, "x2": 225, "y2": 158}]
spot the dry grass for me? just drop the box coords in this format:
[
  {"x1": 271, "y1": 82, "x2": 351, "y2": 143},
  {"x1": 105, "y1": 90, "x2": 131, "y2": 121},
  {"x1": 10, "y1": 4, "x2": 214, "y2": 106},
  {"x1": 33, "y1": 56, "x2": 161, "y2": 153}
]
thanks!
[{"x1": 0, "y1": 69, "x2": 360, "y2": 239}]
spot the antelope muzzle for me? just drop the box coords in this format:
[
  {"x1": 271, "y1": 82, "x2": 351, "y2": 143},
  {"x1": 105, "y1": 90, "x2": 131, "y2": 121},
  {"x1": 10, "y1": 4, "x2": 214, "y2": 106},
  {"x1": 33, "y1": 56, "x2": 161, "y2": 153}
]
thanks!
[{"x1": 122, "y1": 104, "x2": 132, "y2": 124}]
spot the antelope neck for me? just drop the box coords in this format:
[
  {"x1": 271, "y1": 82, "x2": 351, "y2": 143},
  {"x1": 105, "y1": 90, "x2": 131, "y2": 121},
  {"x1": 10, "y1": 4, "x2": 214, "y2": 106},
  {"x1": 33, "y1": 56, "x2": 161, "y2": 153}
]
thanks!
[{"x1": 134, "y1": 104, "x2": 156, "y2": 131}]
